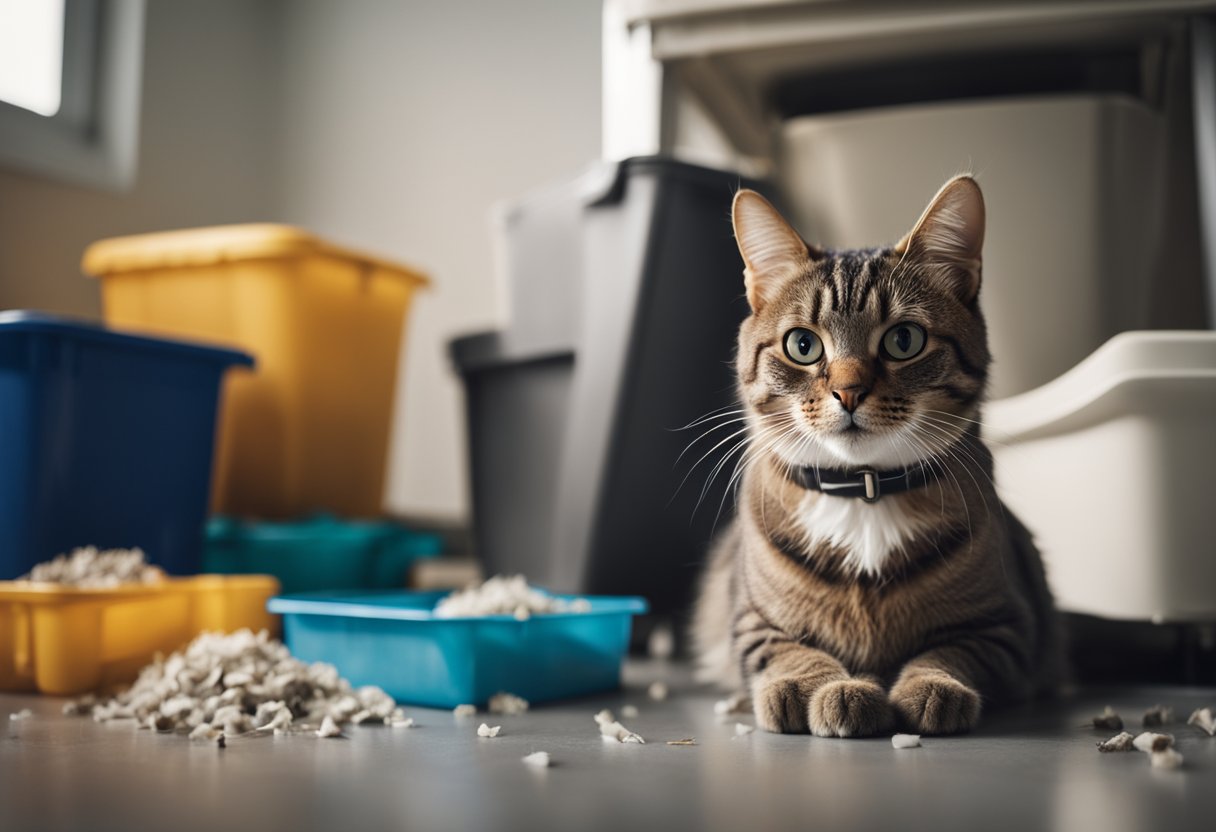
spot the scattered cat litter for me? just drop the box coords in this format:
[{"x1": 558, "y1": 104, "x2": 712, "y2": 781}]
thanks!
[
  {"x1": 391, "y1": 717, "x2": 416, "y2": 729},
  {"x1": 1187, "y1": 707, "x2": 1215, "y2": 736},
  {"x1": 1142, "y1": 704, "x2": 1173, "y2": 728},
  {"x1": 9, "y1": 709, "x2": 32, "y2": 721},
  {"x1": 522, "y1": 751, "x2": 551, "y2": 768},
  {"x1": 734, "y1": 723, "x2": 755, "y2": 737},
  {"x1": 316, "y1": 715, "x2": 344, "y2": 738},
  {"x1": 433, "y1": 575, "x2": 590, "y2": 618},
  {"x1": 488, "y1": 692, "x2": 529, "y2": 716},
  {"x1": 20, "y1": 546, "x2": 163, "y2": 588},
  {"x1": 594, "y1": 709, "x2": 645, "y2": 744},
  {"x1": 648, "y1": 681, "x2": 669, "y2": 701},
  {"x1": 70, "y1": 628, "x2": 400, "y2": 741},
  {"x1": 891, "y1": 734, "x2": 921, "y2": 749},
  {"x1": 62, "y1": 695, "x2": 96, "y2": 716},
  {"x1": 477, "y1": 723, "x2": 502, "y2": 738},
  {"x1": 713, "y1": 694, "x2": 750, "y2": 717},
  {"x1": 1132, "y1": 732, "x2": 1174, "y2": 753},
  {"x1": 666, "y1": 738, "x2": 697, "y2": 746},
  {"x1": 1097, "y1": 732, "x2": 1136, "y2": 752},
  {"x1": 621, "y1": 705, "x2": 640, "y2": 719},
  {"x1": 453, "y1": 704, "x2": 477, "y2": 717},
  {"x1": 1090, "y1": 706, "x2": 1123, "y2": 731},
  {"x1": 1150, "y1": 748, "x2": 1185, "y2": 770}
]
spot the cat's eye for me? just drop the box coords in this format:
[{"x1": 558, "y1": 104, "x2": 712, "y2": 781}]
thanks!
[
  {"x1": 881, "y1": 322, "x2": 927, "y2": 361},
  {"x1": 783, "y1": 328, "x2": 823, "y2": 365}
]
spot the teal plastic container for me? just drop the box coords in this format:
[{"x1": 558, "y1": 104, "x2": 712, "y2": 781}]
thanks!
[
  {"x1": 204, "y1": 516, "x2": 442, "y2": 594},
  {"x1": 268, "y1": 590, "x2": 648, "y2": 707}
]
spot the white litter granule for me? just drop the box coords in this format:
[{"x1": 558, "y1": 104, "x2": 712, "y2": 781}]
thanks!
[
  {"x1": 20, "y1": 546, "x2": 163, "y2": 588},
  {"x1": 453, "y1": 704, "x2": 477, "y2": 717},
  {"x1": 734, "y1": 723, "x2": 755, "y2": 737},
  {"x1": 1150, "y1": 748, "x2": 1184, "y2": 770},
  {"x1": 9, "y1": 709, "x2": 32, "y2": 721},
  {"x1": 522, "y1": 751, "x2": 551, "y2": 768},
  {"x1": 1097, "y1": 732, "x2": 1136, "y2": 752},
  {"x1": 1132, "y1": 732, "x2": 1174, "y2": 753},
  {"x1": 713, "y1": 694, "x2": 750, "y2": 717},
  {"x1": 891, "y1": 733, "x2": 921, "y2": 749},
  {"x1": 1091, "y1": 706, "x2": 1123, "y2": 731},
  {"x1": 1142, "y1": 704, "x2": 1174, "y2": 728},
  {"x1": 391, "y1": 717, "x2": 416, "y2": 729},
  {"x1": 189, "y1": 723, "x2": 224, "y2": 742},
  {"x1": 595, "y1": 709, "x2": 645, "y2": 744},
  {"x1": 621, "y1": 705, "x2": 640, "y2": 719},
  {"x1": 478, "y1": 723, "x2": 501, "y2": 738},
  {"x1": 316, "y1": 716, "x2": 343, "y2": 738},
  {"x1": 488, "y1": 692, "x2": 529, "y2": 716},
  {"x1": 647, "y1": 624, "x2": 675, "y2": 659},
  {"x1": 1187, "y1": 707, "x2": 1215, "y2": 736},
  {"x1": 68, "y1": 628, "x2": 399, "y2": 740},
  {"x1": 433, "y1": 575, "x2": 590, "y2": 618},
  {"x1": 647, "y1": 681, "x2": 669, "y2": 702}
]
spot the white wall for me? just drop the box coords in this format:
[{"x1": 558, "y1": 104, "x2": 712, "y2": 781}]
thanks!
[{"x1": 277, "y1": 0, "x2": 602, "y2": 521}]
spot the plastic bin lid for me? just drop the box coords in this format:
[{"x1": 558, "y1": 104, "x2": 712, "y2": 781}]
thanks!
[
  {"x1": 0, "y1": 311, "x2": 255, "y2": 368},
  {"x1": 80, "y1": 223, "x2": 430, "y2": 286},
  {"x1": 267, "y1": 589, "x2": 649, "y2": 621}
]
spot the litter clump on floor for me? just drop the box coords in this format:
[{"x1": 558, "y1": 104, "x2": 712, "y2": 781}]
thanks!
[
  {"x1": 391, "y1": 717, "x2": 416, "y2": 729},
  {"x1": 595, "y1": 709, "x2": 645, "y2": 744},
  {"x1": 453, "y1": 704, "x2": 477, "y2": 717},
  {"x1": 1187, "y1": 707, "x2": 1215, "y2": 737},
  {"x1": 891, "y1": 733, "x2": 921, "y2": 749},
  {"x1": 522, "y1": 751, "x2": 551, "y2": 768},
  {"x1": 647, "y1": 681, "x2": 669, "y2": 701},
  {"x1": 713, "y1": 694, "x2": 750, "y2": 717},
  {"x1": 315, "y1": 716, "x2": 344, "y2": 738},
  {"x1": 1142, "y1": 704, "x2": 1173, "y2": 728},
  {"x1": 9, "y1": 709, "x2": 33, "y2": 721},
  {"x1": 1091, "y1": 706, "x2": 1124, "y2": 731},
  {"x1": 488, "y1": 692, "x2": 529, "y2": 716},
  {"x1": 1097, "y1": 732, "x2": 1136, "y2": 752},
  {"x1": 621, "y1": 705, "x2": 640, "y2": 719},
  {"x1": 20, "y1": 546, "x2": 163, "y2": 588},
  {"x1": 734, "y1": 723, "x2": 755, "y2": 737},
  {"x1": 68, "y1": 628, "x2": 403, "y2": 741},
  {"x1": 1132, "y1": 732, "x2": 1174, "y2": 753},
  {"x1": 1150, "y1": 748, "x2": 1184, "y2": 770},
  {"x1": 433, "y1": 575, "x2": 591, "y2": 618},
  {"x1": 477, "y1": 723, "x2": 502, "y2": 738}
]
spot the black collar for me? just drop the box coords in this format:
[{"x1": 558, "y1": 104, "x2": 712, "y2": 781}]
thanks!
[{"x1": 786, "y1": 464, "x2": 934, "y2": 503}]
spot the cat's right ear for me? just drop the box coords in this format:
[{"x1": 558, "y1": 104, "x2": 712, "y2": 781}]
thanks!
[{"x1": 732, "y1": 190, "x2": 818, "y2": 312}]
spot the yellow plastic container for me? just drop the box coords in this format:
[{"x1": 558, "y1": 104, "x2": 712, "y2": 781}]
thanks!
[
  {"x1": 0, "y1": 575, "x2": 280, "y2": 695},
  {"x1": 82, "y1": 225, "x2": 429, "y2": 519}
]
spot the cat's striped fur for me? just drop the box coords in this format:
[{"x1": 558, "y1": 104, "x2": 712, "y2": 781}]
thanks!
[{"x1": 692, "y1": 176, "x2": 1062, "y2": 736}]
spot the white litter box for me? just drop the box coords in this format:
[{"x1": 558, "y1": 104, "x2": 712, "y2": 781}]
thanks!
[{"x1": 988, "y1": 331, "x2": 1216, "y2": 623}]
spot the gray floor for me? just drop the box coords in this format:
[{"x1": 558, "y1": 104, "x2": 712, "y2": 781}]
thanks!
[{"x1": 2, "y1": 662, "x2": 1214, "y2": 832}]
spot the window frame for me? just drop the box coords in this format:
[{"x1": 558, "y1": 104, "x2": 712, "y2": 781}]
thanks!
[{"x1": 0, "y1": 0, "x2": 145, "y2": 191}]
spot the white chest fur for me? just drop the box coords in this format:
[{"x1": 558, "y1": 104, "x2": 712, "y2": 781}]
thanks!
[{"x1": 794, "y1": 492, "x2": 925, "y2": 577}]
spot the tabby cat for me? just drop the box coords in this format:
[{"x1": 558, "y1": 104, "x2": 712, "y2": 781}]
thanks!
[{"x1": 691, "y1": 176, "x2": 1062, "y2": 736}]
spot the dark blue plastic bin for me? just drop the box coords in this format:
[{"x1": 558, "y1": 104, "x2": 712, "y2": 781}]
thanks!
[
  {"x1": 0, "y1": 312, "x2": 253, "y2": 578},
  {"x1": 268, "y1": 590, "x2": 648, "y2": 708}
]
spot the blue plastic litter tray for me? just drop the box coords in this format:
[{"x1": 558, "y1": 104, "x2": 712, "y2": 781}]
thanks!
[
  {"x1": 0, "y1": 311, "x2": 252, "y2": 578},
  {"x1": 268, "y1": 590, "x2": 648, "y2": 708}
]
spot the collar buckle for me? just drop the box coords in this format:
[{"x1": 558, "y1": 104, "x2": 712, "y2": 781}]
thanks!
[{"x1": 858, "y1": 469, "x2": 880, "y2": 503}]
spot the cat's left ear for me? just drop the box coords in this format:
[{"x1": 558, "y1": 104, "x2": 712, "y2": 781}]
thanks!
[{"x1": 895, "y1": 175, "x2": 985, "y2": 303}]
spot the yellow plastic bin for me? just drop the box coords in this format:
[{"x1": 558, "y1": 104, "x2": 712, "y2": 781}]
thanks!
[
  {"x1": 82, "y1": 225, "x2": 429, "y2": 519},
  {"x1": 0, "y1": 575, "x2": 280, "y2": 696}
]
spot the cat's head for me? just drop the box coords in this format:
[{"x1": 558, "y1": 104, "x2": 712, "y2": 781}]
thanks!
[{"x1": 733, "y1": 175, "x2": 990, "y2": 470}]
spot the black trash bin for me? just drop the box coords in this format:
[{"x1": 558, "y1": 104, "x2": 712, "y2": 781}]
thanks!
[{"x1": 452, "y1": 157, "x2": 770, "y2": 630}]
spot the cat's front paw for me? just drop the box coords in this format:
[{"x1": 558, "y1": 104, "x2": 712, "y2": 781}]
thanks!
[
  {"x1": 890, "y1": 672, "x2": 980, "y2": 735},
  {"x1": 808, "y1": 679, "x2": 894, "y2": 738},
  {"x1": 752, "y1": 675, "x2": 814, "y2": 733}
]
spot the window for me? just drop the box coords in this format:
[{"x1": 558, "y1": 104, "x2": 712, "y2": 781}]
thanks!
[{"x1": 0, "y1": 0, "x2": 145, "y2": 190}]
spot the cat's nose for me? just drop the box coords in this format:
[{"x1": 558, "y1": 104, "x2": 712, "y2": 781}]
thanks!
[{"x1": 832, "y1": 385, "x2": 869, "y2": 414}]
